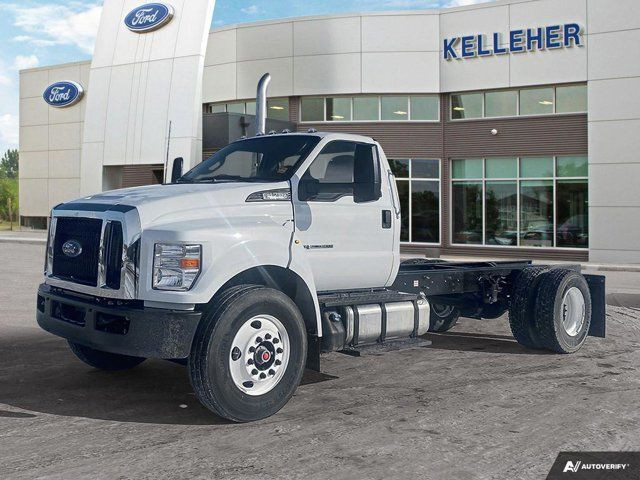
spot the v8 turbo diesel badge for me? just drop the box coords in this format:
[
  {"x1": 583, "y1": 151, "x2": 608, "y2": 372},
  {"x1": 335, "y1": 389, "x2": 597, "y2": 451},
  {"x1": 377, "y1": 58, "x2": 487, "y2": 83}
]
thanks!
[
  {"x1": 62, "y1": 240, "x2": 83, "y2": 258},
  {"x1": 124, "y1": 3, "x2": 174, "y2": 33}
]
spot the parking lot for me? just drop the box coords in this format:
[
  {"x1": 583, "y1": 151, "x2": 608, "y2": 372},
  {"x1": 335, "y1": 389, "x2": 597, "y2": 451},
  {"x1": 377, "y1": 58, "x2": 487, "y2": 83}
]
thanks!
[{"x1": 1, "y1": 242, "x2": 639, "y2": 480}]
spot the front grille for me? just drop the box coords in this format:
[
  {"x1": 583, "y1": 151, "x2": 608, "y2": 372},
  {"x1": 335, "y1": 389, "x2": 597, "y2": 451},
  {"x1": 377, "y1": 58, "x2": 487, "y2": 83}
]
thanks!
[{"x1": 52, "y1": 217, "x2": 103, "y2": 286}]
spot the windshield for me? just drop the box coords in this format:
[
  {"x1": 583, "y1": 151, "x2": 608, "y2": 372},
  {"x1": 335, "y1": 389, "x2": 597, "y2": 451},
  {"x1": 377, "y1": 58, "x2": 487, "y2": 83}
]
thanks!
[{"x1": 179, "y1": 135, "x2": 321, "y2": 183}]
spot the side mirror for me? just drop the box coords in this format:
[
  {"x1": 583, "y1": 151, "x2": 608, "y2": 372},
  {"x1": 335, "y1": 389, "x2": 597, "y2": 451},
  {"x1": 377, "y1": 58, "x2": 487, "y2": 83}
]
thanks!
[
  {"x1": 298, "y1": 178, "x2": 320, "y2": 201},
  {"x1": 353, "y1": 144, "x2": 382, "y2": 203},
  {"x1": 171, "y1": 157, "x2": 184, "y2": 184}
]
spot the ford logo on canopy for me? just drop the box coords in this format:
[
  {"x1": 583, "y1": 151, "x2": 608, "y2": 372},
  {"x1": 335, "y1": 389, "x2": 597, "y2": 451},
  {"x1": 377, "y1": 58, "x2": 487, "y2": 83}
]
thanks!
[
  {"x1": 124, "y1": 3, "x2": 174, "y2": 33},
  {"x1": 43, "y1": 81, "x2": 84, "y2": 108}
]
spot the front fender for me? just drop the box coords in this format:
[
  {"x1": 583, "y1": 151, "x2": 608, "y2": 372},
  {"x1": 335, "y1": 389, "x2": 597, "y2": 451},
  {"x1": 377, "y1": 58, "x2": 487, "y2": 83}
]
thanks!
[{"x1": 137, "y1": 221, "x2": 322, "y2": 336}]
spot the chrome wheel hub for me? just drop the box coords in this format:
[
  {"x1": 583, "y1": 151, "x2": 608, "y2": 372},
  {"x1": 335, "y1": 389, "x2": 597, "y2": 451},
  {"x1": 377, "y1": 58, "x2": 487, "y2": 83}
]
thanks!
[
  {"x1": 561, "y1": 287, "x2": 586, "y2": 337},
  {"x1": 229, "y1": 315, "x2": 290, "y2": 396}
]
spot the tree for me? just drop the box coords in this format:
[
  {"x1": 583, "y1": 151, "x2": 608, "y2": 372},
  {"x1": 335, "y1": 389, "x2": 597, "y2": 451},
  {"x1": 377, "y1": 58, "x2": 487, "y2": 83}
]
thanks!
[
  {"x1": 0, "y1": 149, "x2": 19, "y2": 226},
  {"x1": 0, "y1": 177, "x2": 18, "y2": 224},
  {"x1": 0, "y1": 149, "x2": 18, "y2": 179}
]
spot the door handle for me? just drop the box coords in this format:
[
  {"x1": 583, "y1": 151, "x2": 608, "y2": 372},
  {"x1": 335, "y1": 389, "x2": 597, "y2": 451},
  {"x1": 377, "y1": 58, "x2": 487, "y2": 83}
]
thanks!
[{"x1": 382, "y1": 210, "x2": 392, "y2": 229}]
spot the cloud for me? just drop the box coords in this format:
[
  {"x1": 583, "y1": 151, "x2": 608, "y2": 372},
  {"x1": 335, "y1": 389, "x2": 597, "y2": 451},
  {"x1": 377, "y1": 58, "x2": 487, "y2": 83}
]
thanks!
[
  {"x1": 3, "y1": 2, "x2": 102, "y2": 54},
  {"x1": 241, "y1": 5, "x2": 260, "y2": 15},
  {"x1": 13, "y1": 55, "x2": 39, "y2": 70},
  {"x1": 0, "y1": 114, "x2": 19, "y2": 148}
]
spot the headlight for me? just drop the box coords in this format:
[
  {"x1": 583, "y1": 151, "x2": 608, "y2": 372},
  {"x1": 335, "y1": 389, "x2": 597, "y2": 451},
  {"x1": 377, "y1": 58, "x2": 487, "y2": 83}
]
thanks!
[{"x1": 153, "y1": 244, "x2": 202, "y2": 291}]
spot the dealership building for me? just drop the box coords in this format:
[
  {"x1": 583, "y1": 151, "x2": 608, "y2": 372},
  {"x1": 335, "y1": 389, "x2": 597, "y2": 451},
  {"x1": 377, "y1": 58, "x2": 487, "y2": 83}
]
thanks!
[{"x1": 18, "y1": 0, "x2": 640, "y2": 263}]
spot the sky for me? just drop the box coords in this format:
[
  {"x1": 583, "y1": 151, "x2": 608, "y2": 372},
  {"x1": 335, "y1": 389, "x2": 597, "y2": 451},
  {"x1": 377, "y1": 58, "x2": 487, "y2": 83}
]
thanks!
[{"x1": 0, "y1": 0, "x2": 489, "y2": 154}]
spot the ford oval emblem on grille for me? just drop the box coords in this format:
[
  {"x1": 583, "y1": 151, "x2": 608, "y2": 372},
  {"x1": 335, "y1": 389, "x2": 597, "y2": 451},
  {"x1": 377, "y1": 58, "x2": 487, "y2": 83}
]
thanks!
[{"x1": 62, "y1": 240, "x2": 83, "y2": 258}]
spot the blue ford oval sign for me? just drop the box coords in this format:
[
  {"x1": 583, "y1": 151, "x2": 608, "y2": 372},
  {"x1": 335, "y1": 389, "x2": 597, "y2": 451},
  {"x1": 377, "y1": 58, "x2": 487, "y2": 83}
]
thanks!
[
  {"x1": 62, "y1": 240, "x2": 83, "y2": 258},
  {"x1": 124, "y1": 3, "x2": 174, "y2": 33},
  {"x1": 43, "y1": 81, "x2": 84, "y2": 108}
]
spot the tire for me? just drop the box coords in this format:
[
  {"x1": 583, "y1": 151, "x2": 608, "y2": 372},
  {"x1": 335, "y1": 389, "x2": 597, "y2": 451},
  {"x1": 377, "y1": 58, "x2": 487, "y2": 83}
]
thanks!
[
  {"x1": 189, "y1": 285, "x2": 307, "y2": 422},
  {"x1": 534, "y1": 269, "x2": 592, "y2": 354},
  {"x1": 428, "y1": 303, "x2": 461, "y2": 332},
  {"x1": 508, "y1": 266, "x2": 548, "y2": 349},
  {"x1": 68, "y1": 341, "x2": 146, "y2": 371}
]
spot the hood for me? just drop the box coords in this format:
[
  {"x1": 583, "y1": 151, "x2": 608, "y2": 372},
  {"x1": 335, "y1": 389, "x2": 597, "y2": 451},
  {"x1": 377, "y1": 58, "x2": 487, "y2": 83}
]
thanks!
[{"x1": 64, "y1": 182, "x2": 291, "y2": 228}]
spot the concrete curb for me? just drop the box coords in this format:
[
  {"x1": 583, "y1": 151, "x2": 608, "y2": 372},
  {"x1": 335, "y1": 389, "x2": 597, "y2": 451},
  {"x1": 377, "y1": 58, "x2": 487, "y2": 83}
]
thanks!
[{"x1": 0, "y1": 237, "x2": 47, "y2": 245}]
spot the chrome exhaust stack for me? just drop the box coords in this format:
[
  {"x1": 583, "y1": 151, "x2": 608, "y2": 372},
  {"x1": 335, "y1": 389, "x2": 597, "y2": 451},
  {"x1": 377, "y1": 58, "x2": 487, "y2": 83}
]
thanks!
[{"x1": 255, "y1": 73, "x2": 271, "y2": 136}]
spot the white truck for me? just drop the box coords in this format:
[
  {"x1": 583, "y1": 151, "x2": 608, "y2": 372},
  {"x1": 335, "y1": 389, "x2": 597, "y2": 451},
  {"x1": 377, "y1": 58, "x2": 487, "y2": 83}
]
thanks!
[{"x1": 37, "y1": 88, "x2": 605, "y2": 422}]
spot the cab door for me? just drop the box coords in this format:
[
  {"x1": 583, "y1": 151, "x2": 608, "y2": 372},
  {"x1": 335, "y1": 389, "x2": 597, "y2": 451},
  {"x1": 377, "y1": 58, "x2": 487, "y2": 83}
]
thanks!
[{"x1": 292, "y1": 140, "x2": 395, "y2": 291}]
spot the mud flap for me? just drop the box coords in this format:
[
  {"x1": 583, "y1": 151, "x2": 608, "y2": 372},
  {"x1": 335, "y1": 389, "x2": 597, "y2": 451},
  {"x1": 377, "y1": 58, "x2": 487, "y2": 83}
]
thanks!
[{"x1": 584, "y1": 274, "x2": 606, "y2": 338}]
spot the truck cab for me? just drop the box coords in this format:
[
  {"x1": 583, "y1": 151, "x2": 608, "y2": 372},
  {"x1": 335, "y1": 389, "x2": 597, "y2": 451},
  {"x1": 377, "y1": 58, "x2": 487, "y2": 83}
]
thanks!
[{"x1": 37, "y1": 131, "x2": 605, "y2": 422}]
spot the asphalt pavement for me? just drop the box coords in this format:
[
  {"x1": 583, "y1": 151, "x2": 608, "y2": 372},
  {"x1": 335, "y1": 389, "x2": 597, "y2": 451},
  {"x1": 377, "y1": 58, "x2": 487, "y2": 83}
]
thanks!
[{"x1": 1, "y1": 243, "x2": 639, "y2": 480}]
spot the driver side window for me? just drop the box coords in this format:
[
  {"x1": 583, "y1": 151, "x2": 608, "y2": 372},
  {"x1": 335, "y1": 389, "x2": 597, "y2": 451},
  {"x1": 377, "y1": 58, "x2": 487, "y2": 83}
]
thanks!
[{"x1": 299, "y1": 141, "x2": 380, "y2": 202}]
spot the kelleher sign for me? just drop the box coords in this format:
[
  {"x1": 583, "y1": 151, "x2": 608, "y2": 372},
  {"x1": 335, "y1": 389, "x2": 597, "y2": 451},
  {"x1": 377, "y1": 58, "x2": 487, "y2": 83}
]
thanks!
[
  {"x1": 43, "y1": 81, "x2": 84, "y2": 108},
  {"x1": 443, "y1": 23, "x2": 583, "y2": 60},
  {"x1": 124, "y1": 3, "x2": 174, "y2": 33}
]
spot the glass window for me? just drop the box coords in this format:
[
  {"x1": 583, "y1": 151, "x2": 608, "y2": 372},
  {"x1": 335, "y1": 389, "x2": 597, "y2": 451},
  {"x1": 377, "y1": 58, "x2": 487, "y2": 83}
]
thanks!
[
  {"x1": 306, "y1": 141, "x2": 355, "y2": 184},
  {"x1": 412, "y1": 181, "x2": 440, "y2": 243},
  {"x1": 452, "y1": 181, "x2": 483, "y2": 244},
  {"x1": 412, "y1": 159, "x2": 439, "y2": 179},
  {"x1": 450, "y1": 156, "x2": 588, "y2": 249},
  {"x1": 452, "y1": 158, "x2": 483, "y2": 179},
  {"x1": 520, "y1": 180, "x2": 554, "y2": 247},
  {"x1": 353, "y1": 96, "x2": 379, "y2": 121},
  {"x1": 326, "y1": 97, "x2": 352, "y2": 122},
  {"x1": 182, "y1": 135, "x2": 321, "y2": 183},
  {"x1": 391, "y1": 158, "x2": 441, "y2": 244},
  {"x1": 410, "y1": 96, "x2": 439, "y2": 121},
  {"x1": 301, "y1": 98, "x2": 324, "y2": 122},
  {"x1": 397, "y1": 180, "x2": 410, "y2": 242},
  {"x1": 486, "y1": 157, "x2": 517, "y2": 178},
  {"x1": 210, "y1": 104, "x2": 225, "y2": 113},
  {"x1": 389, "y1": 159, "x2": 409, "y2": 178},
  {"x1": 520, "y1": 88, "x2": 554, "y2": 115},
  {"x1": 226, "y1": 102, "x2": 245, "y2": 114},
  {"x1": 556, "y1": 180, "x2": 588, "y2": 248},
  {"x1": 245, "y1": 102, "x2": 256, "y2": 115},
  {"x1": 557, "y1": 156, "x2": 588, "y2": 177},
  {"x1": 267, "y1": 98, "x2": 289, "y2": 121},
  {"x1": 485, "y1": 90, "x2": 518, "y2": 117},
  {"x1": 485, "y1": 181, "x2": 518, "y2": 246},
  {"x1": 451, "y1": 93, "x2": 483, "y2": 119},
  {"x1": 556, "y1": 85, "x2": 587, "y2": 113},
  {"x1": 520, "y1": 157, "x2": 553, "y2": 178},
  {"x1": 381, "y1": 96, "x2": 409, "y2": 121}
]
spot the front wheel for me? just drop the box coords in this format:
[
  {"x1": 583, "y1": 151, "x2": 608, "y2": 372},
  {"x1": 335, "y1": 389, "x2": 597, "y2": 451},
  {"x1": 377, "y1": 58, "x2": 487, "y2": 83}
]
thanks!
[{"x1": 189, "y1": 285, "x2": 307, "y2": 422}]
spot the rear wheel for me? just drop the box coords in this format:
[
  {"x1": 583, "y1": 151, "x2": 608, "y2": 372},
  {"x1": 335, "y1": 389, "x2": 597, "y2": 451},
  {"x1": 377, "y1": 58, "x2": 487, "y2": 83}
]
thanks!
[
  {"x1": 68, "y1": 341, "x2": 146, "y2": 371},
  {"x1": 534, "y1": 269, "x2": 591, "y2": 353},
  {"x1": 428, "y1": 303, "x2": 461, "y2": 332},
  {"x1": 508, "y1": 267, "x2": 548, "y2": 349},
  {"x1": 189, "y1": 285, "x2": 307, "y2": 422}
]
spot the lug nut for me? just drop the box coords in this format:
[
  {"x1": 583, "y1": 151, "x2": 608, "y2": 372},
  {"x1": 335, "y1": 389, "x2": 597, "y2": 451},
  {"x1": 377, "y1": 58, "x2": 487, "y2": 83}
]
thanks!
[
  {"x1": 276, "y1": 348, "x2": 283, "y2": 354},
  {"x1": 259, "y1": 373, "x2": 266, "y2": 379},
  {"x1": 273, "y1": 338, "x2": 279, "y2": 344},
  {"x1": 249, "y1": 346, "x2": 255, "y2": 353},
  {"x1": 252, "y1": 369, "x2": 258, "y2": 375},
  {"x1": 256, "y1": 336, "x2": 263, "y2": 344},
  {"x1": 275, "y1": 360, "x2": 281, "y2": 366},
  {"x1": 268, "y1": 369, "x2": 275, "y2": 376},
  {"x1": 247, "y1": 359, "x2": 254, "y2": 365},
  {"x1": 265, "y1": 333, "x2": 271, "y2": 340}
]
